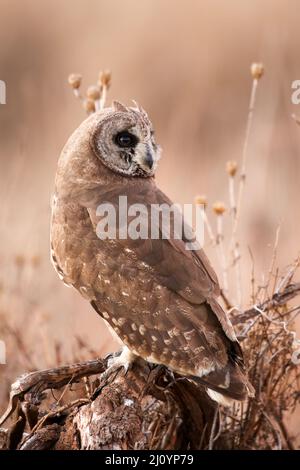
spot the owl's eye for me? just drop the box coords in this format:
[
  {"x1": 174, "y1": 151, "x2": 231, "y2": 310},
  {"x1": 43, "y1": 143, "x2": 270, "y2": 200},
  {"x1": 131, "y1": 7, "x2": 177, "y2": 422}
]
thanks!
[{"x1": 114, "y1": 131, "x2": 138, "y2": 148}]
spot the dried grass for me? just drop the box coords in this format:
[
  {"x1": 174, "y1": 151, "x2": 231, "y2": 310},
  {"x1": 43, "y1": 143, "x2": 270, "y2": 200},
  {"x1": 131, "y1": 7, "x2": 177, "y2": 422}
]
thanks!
[{"x1": 198, "y1": 64, "x2": 300, "y2": 449}]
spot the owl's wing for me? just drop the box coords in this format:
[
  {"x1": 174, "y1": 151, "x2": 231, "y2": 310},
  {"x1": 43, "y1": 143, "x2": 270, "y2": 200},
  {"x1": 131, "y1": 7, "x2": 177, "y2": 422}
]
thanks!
[
  {"x1": 85, "y1": 180, "x2": 236, "y2": 342},
  {"x1": 76, "y1": 182, "x2": 252, "y2": 401}
]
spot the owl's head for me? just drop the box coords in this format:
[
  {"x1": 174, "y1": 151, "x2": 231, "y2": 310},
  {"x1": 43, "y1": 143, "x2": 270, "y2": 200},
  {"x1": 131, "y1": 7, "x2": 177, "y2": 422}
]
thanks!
[{"x1": 90, "y1": 101, "x2": 161, "y2": 178}]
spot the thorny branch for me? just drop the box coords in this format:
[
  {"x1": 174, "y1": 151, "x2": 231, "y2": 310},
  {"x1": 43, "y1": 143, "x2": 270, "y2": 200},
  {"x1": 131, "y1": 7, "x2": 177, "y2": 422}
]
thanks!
[{"x1": 232, "y1": 282, "x2": 300, "y2": 326}]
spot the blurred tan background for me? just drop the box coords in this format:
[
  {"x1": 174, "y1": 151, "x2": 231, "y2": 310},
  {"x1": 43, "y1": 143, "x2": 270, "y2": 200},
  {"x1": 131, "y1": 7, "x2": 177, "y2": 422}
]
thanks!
[{"x1": 0, "y1": 0, "x2": 299, "y2": 435}]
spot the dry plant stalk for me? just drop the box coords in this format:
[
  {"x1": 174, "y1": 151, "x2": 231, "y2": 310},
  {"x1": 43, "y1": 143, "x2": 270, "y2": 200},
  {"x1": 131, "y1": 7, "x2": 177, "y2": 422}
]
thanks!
[
  {"x1": 213, "y1": 201, "x2": 228, "y2": 295},
  {"x1": 195, "y1": 195, "x2": 215, "y2": 245},
  {"x1": 195, "y1": 62, "x2": 300, "y2": 449},
  {"x1": 216, "y1": 265, "x2": 300, "y2": 450},
  {"x1": 230, "y1": 63, "x2": 264, "y2": 306}
]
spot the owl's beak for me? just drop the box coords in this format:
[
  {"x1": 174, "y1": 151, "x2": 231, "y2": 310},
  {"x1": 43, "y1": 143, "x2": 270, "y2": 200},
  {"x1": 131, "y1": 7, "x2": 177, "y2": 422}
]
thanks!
[
  {"x1": 144, "y1": 145, "x2": 154, "y2": 170},
  {"x1": 135, "y1": 142, "x2": 157, "y2": 174}
]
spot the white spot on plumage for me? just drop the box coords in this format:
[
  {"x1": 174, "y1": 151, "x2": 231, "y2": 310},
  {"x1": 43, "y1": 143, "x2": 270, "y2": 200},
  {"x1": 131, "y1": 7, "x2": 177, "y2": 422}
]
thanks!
[
  {"x1": 168, "y1": 327, "x2": 180, "y2": 338},
  {"x1": 140, "y1": 261, "x2": 149, "y2": 269},
  {"x1": 194, "y1": 346, "x2": 205, "y2": 354},
  {"x1": 139, "y1": 325, "x2": 146, "y2": 335},
  {"x1": 206, "y1": 389, "x2": 234, "y2": 407},
  {"x1": 145, "y1": 354, "x2": 161, "y2": 364},
  {"x1": 217, "y1": 371, "x2": 231, "y2": 389},
  {"x1": 183, "y1": 330, "x2": 195, "y2": 341},
  {"x1": 196, "y1": 363, "x2": 215, "y2": 377}
]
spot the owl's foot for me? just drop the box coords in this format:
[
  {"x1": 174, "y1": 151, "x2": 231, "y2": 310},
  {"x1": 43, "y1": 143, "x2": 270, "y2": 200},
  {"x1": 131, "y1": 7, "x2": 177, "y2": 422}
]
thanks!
[
  {"x1": 97, "y1": 347, "x2": 136, "y2": 388},
  {"x1": 106, "y1": 346, "x2": 136, "y2": 372}
]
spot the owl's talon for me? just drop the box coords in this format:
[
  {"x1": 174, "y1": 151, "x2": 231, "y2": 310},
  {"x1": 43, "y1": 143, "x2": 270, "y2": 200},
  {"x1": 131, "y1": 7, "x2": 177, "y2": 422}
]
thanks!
[
  {"x1": 105, "y1": 350, "x2": 120, "y2": 366},
  {"x1": 103, "y1": 346, "x2": 136, "y2": 380},
  {"x1": 92, "y1": 347, "x2": 136, "y2": 397}
]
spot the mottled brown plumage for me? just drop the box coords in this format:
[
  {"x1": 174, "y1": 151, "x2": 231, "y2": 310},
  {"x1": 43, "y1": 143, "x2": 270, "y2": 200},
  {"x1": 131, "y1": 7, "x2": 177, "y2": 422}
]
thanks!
[{"x1": 50, "y1": 103, "x2": 254, "y2": 404}]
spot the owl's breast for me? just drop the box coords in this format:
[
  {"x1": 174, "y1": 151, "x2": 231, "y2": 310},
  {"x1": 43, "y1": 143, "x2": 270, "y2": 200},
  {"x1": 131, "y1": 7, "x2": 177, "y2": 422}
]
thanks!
[
  {"x1": 50, "y1": 196, "x2": 97, "y2": 287},
  {"x1": 50, "y1": 196, "x2": 158, "y2": 306}
]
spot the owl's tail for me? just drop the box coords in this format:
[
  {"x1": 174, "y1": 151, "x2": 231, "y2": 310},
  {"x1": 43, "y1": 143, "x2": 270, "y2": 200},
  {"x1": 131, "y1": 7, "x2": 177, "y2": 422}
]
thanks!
[
  {"x1": 191, "y1": 342, "x2": 255, "y2": 406},
  {"x1": 187, "y1": 298, "x2": 255, "y2": 406}
]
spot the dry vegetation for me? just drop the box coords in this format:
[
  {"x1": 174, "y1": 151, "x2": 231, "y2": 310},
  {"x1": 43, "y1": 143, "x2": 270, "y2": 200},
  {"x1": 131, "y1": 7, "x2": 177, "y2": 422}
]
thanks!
[
  {"x1": 192, "y1": 64, "x2": 300, "y2": 449},
  {"x1": 0, "y1": 0, "x2": 300, "y2": 450},
  {"x1": 1, "y1": 61, "x2": 300, "y2": 450}
]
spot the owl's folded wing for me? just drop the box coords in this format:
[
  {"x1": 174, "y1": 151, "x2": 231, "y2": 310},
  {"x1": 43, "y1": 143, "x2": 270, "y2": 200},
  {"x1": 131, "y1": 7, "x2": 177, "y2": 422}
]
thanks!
[
  {"x1": 84, "y1": 181, "x2": 237, "y2": 342},
  {"x1": 81, "y1": 183, "x2": 254, "y2": 400}
]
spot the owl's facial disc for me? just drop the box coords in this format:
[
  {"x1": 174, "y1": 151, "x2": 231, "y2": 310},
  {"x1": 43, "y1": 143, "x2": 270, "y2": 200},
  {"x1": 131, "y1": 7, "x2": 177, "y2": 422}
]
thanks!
[{"x1": 91, "y1": 105, "x2": 161, "y2": 178}]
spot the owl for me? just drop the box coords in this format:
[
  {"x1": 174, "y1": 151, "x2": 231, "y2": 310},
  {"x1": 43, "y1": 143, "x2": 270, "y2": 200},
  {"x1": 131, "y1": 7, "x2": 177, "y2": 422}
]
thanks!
[{"x1": 50, "y1": 101, "x2": 254, "y2": 405}]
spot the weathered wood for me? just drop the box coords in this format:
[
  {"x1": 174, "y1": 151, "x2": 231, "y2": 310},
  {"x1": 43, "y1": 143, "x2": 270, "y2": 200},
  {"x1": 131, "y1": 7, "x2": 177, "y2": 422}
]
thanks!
[{"x1": 0, "y1": 357, "x2": 217, "y2": 450}]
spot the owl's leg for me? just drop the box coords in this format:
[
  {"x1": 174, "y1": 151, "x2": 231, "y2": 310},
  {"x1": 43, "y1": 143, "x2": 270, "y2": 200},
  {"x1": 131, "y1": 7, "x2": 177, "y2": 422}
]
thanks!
[
  {"x1": 107, "y1": 346, "x2": 137, "y2": 372},
  {"x1": 99, "y1": 346, "x2": 137, "y2": 384}
]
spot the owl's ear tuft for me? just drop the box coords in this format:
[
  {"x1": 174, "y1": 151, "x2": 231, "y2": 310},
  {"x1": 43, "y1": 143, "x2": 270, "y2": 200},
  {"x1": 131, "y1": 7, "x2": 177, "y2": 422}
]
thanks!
[
  {"x1": 132, "y1": 100, "x2": 148, "y2": 120},
  {"x1": 112, "y1": 101, "x2": 128, "y2": 113},
  {"x1": 131, "y1": 99, "x2": 140, "y2": 109}
]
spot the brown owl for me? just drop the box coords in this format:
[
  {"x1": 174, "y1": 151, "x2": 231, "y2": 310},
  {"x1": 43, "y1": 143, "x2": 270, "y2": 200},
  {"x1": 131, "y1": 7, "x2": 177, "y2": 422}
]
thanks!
[{"x1": 50, "y1": 101, "x2": 254, "y2": 405}]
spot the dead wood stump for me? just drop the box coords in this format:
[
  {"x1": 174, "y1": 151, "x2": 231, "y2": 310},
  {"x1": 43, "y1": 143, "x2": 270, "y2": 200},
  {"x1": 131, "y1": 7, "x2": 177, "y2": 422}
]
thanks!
[{"x1": 0, "y1": 355, "x2": 217, "y2": 450}]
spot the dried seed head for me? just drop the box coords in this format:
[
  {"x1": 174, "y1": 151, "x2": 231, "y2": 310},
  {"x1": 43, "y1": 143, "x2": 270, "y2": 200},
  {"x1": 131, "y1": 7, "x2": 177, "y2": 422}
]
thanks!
[
  {"x1": 195, "y1": 195, "x2": 207, "y2": 207},
  {"x1": 31, "y1": 255, "x2": 41, "y2": 268},
  {"x1": 86, "y1": 85, "x2": 101, "y2": 101},
  {"x1": 98, "y1": 70, "x2": 111, "y2": 88},
  {"x1": 68, "y1": 73, "x2": 82, "y2": 89},
  {"x1": 251, "y1": 63, "x2": 264, "y2": 80},
  {"x1": 83, "y1": 98, "x2": 96, "y2": 114},
  {"x1": 213, "y1": 201, "x2": 226, "y2": 215},
  {"x1": 15, "y1": 254, "x2": 26, "y2": 267},
  {"x1": 226, "y1": 160, "x2": 238, "y2": 177}
]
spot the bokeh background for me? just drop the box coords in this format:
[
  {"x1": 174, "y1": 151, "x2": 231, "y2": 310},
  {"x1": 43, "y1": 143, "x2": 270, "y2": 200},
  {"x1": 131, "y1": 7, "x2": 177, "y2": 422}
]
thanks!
[{"x1": 0, "y1": 0, "x2": 299, "y2": 439}]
